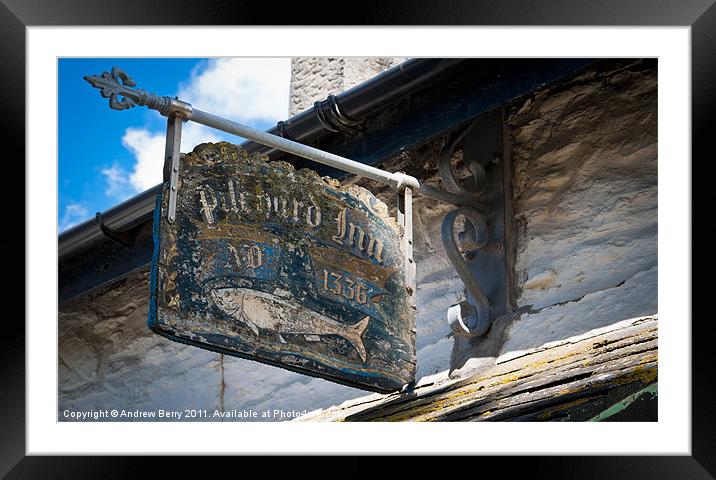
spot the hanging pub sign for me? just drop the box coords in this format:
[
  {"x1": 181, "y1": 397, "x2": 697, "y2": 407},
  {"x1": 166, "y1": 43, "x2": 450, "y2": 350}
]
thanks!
[{"x1": 148, "y1": 142, "x2": 416, "y2": 393}]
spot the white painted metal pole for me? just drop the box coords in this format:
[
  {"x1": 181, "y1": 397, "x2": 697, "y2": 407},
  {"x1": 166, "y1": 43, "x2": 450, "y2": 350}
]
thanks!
[{"x1": 189, "y1": 109, "x2": 420, "y2": 192}]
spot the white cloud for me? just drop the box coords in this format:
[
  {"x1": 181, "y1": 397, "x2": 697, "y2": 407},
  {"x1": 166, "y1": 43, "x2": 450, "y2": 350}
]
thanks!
[
  {"x1": 101, "y1": 164, "x2": 136, "y2": 201},
  {"x1": 122, "y1": 123, "x2": 221, "y2": 192},
  {"x1": 59, "y1": 203, "x2": 89, "y2": 232},
  {"x1": 178, "y1": 58, "x2": 291, "y2": 122},
  {"x1": 121, "y1": 58, "x2": 290, "y2": 194},
  {"x1": 121, "y1": 127, "x2": 166, "y2": 193}
]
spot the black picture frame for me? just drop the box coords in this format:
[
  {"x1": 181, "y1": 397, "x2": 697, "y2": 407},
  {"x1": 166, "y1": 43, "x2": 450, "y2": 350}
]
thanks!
[{"x1": 4, "y1": 0, "x2": 706, "y2": 476}]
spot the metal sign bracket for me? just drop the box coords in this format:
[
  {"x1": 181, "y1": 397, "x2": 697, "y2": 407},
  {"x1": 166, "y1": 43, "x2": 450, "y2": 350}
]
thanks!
[
  {"x1": 398, "y1": 185, "x2": 416, "y2": 304},
  {"x1": 439, "y1": 108, "x2": 512, "y2": 339},
  {"x1": 163, "y1": 114, "x2": 184, "y2": 223}
]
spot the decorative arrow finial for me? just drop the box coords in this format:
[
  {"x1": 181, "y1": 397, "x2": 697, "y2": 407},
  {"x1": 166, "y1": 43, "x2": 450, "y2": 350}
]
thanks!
[{"x1": 84, "y1": 66, "x2": 176, "y2": 116}]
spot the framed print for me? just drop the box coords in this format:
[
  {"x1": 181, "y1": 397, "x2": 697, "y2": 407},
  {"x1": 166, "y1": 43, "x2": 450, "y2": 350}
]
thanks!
[{"x1": 8, "y1": 0, "x2": 707, "y2": 476}]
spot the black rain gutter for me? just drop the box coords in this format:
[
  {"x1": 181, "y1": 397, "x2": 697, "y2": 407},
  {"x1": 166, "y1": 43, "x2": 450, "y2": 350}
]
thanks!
[
  {"x1": 242, "y1": 58, "x2": 465, "y2": 157},
  {"x1": 58, "y1": 58, "x2": 465, "y2": 261}
]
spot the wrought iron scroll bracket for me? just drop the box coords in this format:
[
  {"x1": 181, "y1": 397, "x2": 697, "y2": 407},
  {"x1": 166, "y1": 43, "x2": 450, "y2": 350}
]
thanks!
[
  {"x1": 441, "y1": 208, "x2": 492, "y2": 336},
  {"x1": 439, "y1": 110, "x2": 509, "y2": 338}
]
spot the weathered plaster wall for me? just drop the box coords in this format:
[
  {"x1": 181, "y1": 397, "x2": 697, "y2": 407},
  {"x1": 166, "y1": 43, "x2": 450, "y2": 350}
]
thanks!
[
  {"x1": 500, "y1": 59, "x2": 658, "y2": 359},
  {"x1": 58, "y1": 58, "x2": 658, "y2": 420},
  {"x1": 59, "y1": 270, "x2": 223, "y2": 418}
]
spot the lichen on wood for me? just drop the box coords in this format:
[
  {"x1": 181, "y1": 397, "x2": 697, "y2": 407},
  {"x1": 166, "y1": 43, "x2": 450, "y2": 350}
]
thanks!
[{"x1": 296, "y1": 315, "x2": 657, "y2": 421}]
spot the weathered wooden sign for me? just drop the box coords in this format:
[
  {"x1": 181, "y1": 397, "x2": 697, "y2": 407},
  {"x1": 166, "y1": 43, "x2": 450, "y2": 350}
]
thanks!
[{"x1": 148, "y1": 142, "x2": 416, "y2": 392}]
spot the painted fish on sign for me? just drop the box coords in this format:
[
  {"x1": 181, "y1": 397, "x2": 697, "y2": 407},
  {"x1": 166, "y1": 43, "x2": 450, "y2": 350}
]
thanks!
[{"x1": 148, "y1": 142, "x2": 416, "y2": 393}]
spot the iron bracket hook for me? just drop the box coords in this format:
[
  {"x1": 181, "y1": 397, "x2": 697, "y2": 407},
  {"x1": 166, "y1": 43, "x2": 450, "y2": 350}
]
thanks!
[
  {"x1": 95, "y1": 211, "x2": 137, "y2": 247},
  {"x1": 441, "y1": 208, "x2": 491, "y2": 336},
  {"x1": 439, "y1": 109, "x2": 510, "y2": 338}
]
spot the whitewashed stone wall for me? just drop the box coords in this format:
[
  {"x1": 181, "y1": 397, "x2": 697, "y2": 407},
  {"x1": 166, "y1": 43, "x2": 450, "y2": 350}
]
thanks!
[
  {"x1": 58, "y1": 58, "x2": 657, "y2": 420},
  {"x1": 499, "y1": 60, "x2": 658, "y2": 359},
  {"x1": 59, "y1": 270, "x2": 224, "y2": 419}
]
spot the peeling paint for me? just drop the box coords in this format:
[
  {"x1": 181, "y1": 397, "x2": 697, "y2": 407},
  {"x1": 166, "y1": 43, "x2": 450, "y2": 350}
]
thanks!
[{"x1": 149, "y1": 143, "x2": 416, "y2": 392}]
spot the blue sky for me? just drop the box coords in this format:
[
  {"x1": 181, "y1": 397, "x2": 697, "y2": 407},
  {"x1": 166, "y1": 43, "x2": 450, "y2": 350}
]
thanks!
[{"x1": 58, "y1": 58, "x2": 291, "y2": 232}]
